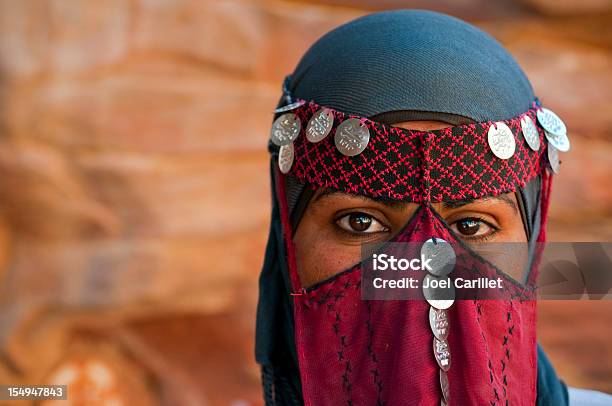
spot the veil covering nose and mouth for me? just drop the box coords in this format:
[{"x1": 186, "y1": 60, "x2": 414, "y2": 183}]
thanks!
[{"x1": 256, "y1": 9, "x2": 568, "y2": 405}]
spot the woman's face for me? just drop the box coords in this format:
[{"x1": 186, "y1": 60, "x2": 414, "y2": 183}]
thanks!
[{"x1": 294, "y1": 121, "x2": 529, "y2": 287}]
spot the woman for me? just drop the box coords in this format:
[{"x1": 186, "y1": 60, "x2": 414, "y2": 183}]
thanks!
[{"x1": 255, "y1": 10, "x2": 606, "y2": 405}]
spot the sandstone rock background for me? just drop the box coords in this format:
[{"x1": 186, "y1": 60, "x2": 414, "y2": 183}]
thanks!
[{"x1": 0, "y1": 0, "x2": 610, "y2": 404}]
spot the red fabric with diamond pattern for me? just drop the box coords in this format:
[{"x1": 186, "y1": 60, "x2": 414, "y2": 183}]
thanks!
[
  {"x1": 288, "y1": 99, "x2": 546, "y2": 202},
  {"x1": 290, "y1": 204, "x2": 540, "y2": 405},
  {"x1": 275, "y1": 100, "x2": 553, "y2": 405}
]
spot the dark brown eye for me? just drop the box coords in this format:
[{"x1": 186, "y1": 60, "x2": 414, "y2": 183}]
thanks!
[
  {"x1": 336, "y1": 212, "x2": 387, "y2": 234},
  {"x1": 349, "y1": 213, "x2": 372, "y2": 231},
  {"x1": 456, "y1": 218, "x2": 480, "y2": 235},
  {"x1": 451, "y1": 216, "x2": 498, "y2": 238}
]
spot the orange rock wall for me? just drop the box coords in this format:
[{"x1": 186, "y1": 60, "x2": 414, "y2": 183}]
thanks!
[{"x1": 0, "y1": 1, "x2": 610, "y2": 404}]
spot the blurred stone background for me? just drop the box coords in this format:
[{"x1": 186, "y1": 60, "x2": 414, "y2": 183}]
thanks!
[{"x1": 0, "y1": 0, "x2": 610, "y2": 405}]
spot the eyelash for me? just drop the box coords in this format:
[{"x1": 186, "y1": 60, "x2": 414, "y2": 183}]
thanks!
[
  {"x1": 334, "y1": 212, "x2": 390, "y2": 239},
  {"x1": 451, "y1": 216, "x2": 499, "y2": 242}
]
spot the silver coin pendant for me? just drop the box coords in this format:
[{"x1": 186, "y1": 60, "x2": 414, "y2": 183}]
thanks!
[
  {"x1": 421, "y1": 238, "x2": 456, "y2": 277},
  {"x1": 334, "y1": 118, "x2": 370, "y2": 156},
  {"x1": 278, "y1": 143, "x2": 295, "y2": 174},
  {"x1": 537, "y1": 108, "x2": 567, "y2": 137},
  {"x1": 520, "y1": 116, "x2": 540, "y2": 151},
  {"x1": 547, "y1": 144, "x2": 560, "y2": 174},
  {"x1": 440, "y1": 370, "x2": 450, "y2": 402},
  {"x1": 487, "y1": 122, "x2": 516, "y2": 160},
  {"x1": 429, "y1": 307, "x2": 450, "y2": 341},
  {"x1": 433, "y1": 338, "x2": 451, "y2": 371},
  {"x1": 545, "y1": 130, "x2": 570, "y2": 152},
  {"x1": 271, "y1": 113, "x2": 301, "y2": 146},
  {"x1": 306, "y1": 108, "x2": 334, "y2": 143}
]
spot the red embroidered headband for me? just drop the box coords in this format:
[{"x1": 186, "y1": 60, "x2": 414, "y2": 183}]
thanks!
[{"x1": 270, "y1": 99, "x2": 570, "y2": 202}]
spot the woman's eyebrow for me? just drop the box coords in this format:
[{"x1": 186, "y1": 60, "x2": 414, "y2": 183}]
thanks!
[
  {"x1": 442, "y1": 195, "x2": 518, "y2": 212},
  {"x1": 312, "y1": 189, "x2": 518, "y2": 212},
  {"x1": 312, "y1": 189, "x2": 408, "y2": 209}
]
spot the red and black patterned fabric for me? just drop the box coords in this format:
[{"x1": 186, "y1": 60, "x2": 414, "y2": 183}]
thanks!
[
  {"x1": 291, "y1": 206, "x2": 538, "y2": 405},
  {"x1": 268, "y1": 98, "x2": 558, "y2": 405},
  {"x1": 288, "y1": 99, "x2": 547, "y2": 202},
  {"x1": 277, "y1": 165, "x2": 554, "y2": 405}
]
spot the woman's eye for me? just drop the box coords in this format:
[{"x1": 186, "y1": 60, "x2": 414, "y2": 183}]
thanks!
[
  {"x1": 336, "y1": 212, "x2": 388, "y2": 234},
  {"x1": 450, "y1": 217, "x2": 495, "y2": 238}
]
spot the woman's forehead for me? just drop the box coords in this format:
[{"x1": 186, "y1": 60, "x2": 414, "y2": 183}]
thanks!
[
  {"x1": 392, "y1": 120, "x2": 453, "y2": 131},
  {"x1": 311, "y1": 188, "x2": 519, "y2": 214}
]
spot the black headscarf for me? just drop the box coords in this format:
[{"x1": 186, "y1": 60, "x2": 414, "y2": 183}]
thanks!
[{"x1": 256, "y1": 10, "x2": 567, "y2": 405}]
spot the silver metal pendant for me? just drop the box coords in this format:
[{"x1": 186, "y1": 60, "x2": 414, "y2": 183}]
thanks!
[
  {"x1": 440, "y1": 370, "x2": 450, "y2": 403},
  {"x1": 433, "y1": 338, "x2": 451, "y2": 371},
  {"x1": 421, "y1": 238, "x2": 456, "y2": 277},
  {"x1": 547, "y1": 144, "x2": 560, "y2": 174},
  {"x1": 270, "y1": 113, "x2": 301, "y2": 146},
  {"x1": 429, "y1": 307, "x2": 450, "y2": 341},
  {"x1": 423, "y1": 275, "x2": 455, "y2": 310},
  {"x1": 545, "y1": 130, "x2": 570, "y2": 152},
  {"x1": 274, "y1": 100, "x2": 305, "y2": 113},
  {"x1": 278, "y1": 143, "x2": 294, "y2": 174},
  {"x1": 428, "y1": 299, "x2": 455, "y2": 310},
  {"x1": 520, "y1": 116, "x2": 540, "y2": 151},
  {"x1": 487, "y1": 122, "x2": 516, "y2": 160},
  {"x1": 537, "y1": 108, "x2": 567, "y2": 137},
  {"x1": 334, "y1": 118, "x2": 370, "y2": 156},
  {"x1": 306, "y1": 108, "x2": 334, "y2": 143}
]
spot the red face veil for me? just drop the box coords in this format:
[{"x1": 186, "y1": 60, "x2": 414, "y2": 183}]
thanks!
[
  {"x1": 254, "y1": 10, "x2": 570, "y2": 406},
  {"x1": 271, "y1": 98, "x2": 558, "y2": 406}
]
